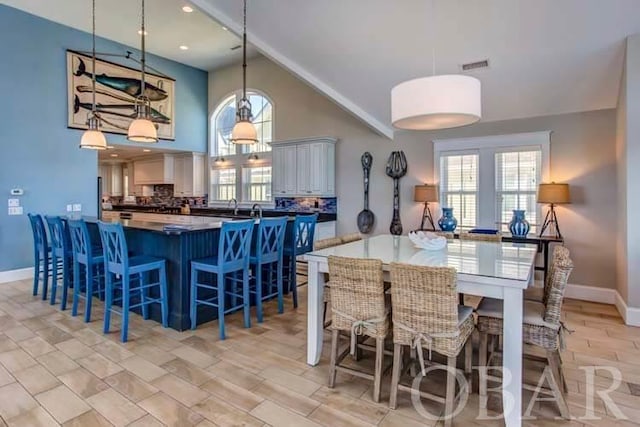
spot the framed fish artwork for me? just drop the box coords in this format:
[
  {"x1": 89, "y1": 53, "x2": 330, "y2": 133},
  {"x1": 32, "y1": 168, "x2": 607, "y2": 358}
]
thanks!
[{"x1": 66, "y1": 50, "x2": 176, "y2": 140}]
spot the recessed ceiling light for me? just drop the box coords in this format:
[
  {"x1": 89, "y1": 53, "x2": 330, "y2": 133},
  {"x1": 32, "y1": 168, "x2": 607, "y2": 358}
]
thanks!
[
  {"x1": 106, "y1": 145, "x2": 114, "y2": 149},
  {"x1": 110, "y1": 154, "x2": 118, "y2": 157},
  {"x1": 137, "y1": 30, "x2": 148, "y2": 35},
  {"x1": 222, "y1": 26, "x2": 228, "y2": 31},
  {"x1": 143, "y1": 149, "x2": 151, "y2": 152},
  {"x1": 179, "y1": 45, "x2": 189, "y2": 50},
  {"x1": 182, "y1": 6, "x2": 193, "y2": 13}
]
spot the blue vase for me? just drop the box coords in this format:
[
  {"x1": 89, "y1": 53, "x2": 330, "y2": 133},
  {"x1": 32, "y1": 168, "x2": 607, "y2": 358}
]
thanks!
[
  {"x1": 509, "y1": 210, "x2": 530, "y2": 237},
  {"x1": 438, "y1": 207, "x2": 458, "y2": 232}
]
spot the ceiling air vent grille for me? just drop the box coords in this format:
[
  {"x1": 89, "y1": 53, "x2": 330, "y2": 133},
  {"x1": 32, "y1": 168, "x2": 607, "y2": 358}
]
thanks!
[{"x1": 460, "y1": 59, "x2": 490, "y2": 72}]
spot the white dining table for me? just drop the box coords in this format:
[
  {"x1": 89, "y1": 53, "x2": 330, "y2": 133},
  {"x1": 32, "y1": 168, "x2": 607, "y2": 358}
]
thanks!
[{"x1": 304, "y1": 234, "x2": 537, "y2": 427}]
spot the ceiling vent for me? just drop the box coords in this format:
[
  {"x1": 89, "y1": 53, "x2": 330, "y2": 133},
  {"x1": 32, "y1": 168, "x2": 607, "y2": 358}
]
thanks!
[
  {"x1": 230, "y1": 45, "x2": 242, "y2": 51},
  {"x1": 460, "y1": 59, "x2": 490, "y2": 72}
]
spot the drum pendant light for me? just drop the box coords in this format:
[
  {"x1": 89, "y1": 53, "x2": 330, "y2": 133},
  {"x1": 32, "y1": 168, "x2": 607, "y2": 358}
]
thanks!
[
  {"x1": 80, "y1": 0, "x2": 107, "y2": 150},
  {"x1": 391, "y1": 1, "x2": 481, "y2": 131},
  {"x1": 127, "y1": 0, "x2": 158, "y2": 143},
  {"x1": 230, "y1": 0, "x2": 258, "y2": 144}
]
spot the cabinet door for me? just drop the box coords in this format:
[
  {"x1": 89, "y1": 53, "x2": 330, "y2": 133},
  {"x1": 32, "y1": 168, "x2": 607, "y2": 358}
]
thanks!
[
  {"x1": 272, "y1": 147, "x2": 284, "y2": 195},
  {"x1": 296, "y1": 144, "x2": 311, "y2": 195},
  {"x1": 110, "y1": 164, "x2": 123, "y2": 196},
  {"x1": 173, "y1": 156, "x2": 186, "y2": 196},
  {"x1": 192, "y1": 154, "x2": 205, "y2": 197},
  {"x1": 308, "y1": 143, "x2": 325, "y2": 194}
]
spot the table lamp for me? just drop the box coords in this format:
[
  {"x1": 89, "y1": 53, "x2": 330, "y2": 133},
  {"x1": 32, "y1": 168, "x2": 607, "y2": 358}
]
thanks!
[
  {"x1": 414, "y1": 184, "x2": 438, "y2": 230},
  {"x1": 537, "y1": 182, "x2": 570, "y2": 239}
]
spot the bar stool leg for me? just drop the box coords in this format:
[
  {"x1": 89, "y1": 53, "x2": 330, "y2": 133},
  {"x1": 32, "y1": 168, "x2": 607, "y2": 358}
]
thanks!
[
  {"x1": 60, "y1": 257, "x2": 71, "y2": 310},
  {"x1": 255, "y1": 265, "x2": 263, "y2": 323},
  {"x1": 217, "y1": 272, "x2": 226, "y2": 340},
  {"x1": 139, "y1": 272, "x2": 149, "y2": 320},
  {"x1": 85, "y1": 263, "x2": 94, "y2": 322},
  {"x1": 159, "y1": 264, "x2": 168, "y2": 328},
  {"x1": 276, "y1": 261, "x2": 284, "y2": 314},
  {"x1": 190, "y1": 268, "x2": 198, "y2": 330},
  {"x1": 104, "y1": 272, "x2": 113, "y2": 334},
  {"x1": 121, "y1": 274, "x2": 130, "y2": 343},
  {"x1": 33, "y1": 254, "x2": 41, "y2": 296},
  {"x1": 49, "y1": 255, "x2": 58, "y2": 305},
  {"x1": 42, "y1": 255, "x2": 50, "y2": 301},
  {"x1": 72, "y1": 261, "x2": 81, "y2": 317},
  {"x1": 242, "y1": 268, "x2": 251, "y2": 328}
]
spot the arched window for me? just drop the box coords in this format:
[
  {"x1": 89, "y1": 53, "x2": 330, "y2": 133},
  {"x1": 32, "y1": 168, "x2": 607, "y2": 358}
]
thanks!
[{"x1": 210, "y1": 91, "x2": 273, "y2": 204}]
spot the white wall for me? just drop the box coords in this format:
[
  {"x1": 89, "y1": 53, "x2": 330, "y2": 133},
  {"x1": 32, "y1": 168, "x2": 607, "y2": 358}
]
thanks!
[{"x1": 209, "y1": 55, "x2": 618, "y2": 290}]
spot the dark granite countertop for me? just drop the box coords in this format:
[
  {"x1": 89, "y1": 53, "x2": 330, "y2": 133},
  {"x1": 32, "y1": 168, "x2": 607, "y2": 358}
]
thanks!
[{"x1": 84, "y1": 216, "x2": 238, "y2": 234}]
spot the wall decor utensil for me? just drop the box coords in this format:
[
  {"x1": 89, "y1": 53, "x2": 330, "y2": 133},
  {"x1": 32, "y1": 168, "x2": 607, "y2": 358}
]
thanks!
[
  {"x1": 385, "y1": 151, "x2": 407, "y2": 235},
  {"x1": 357, "y1": 152, "x2": 375, "y2": 233}
]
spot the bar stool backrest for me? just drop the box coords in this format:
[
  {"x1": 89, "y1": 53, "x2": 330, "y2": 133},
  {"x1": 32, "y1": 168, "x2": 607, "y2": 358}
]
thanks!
[
  {"x1": 217, "y1": 219, "x2": 254, "y2": 271},
  {"x1": 28, "y1": 213, "x2": 48, "y2": 254},
  {"x1": 68, "y1": 219, "x2": 94, "y2": 265},
  {"x1": 45, "y1": 216, "x2": 71, "y2": 257},
  {"x1": 98, "y1": 221, "x2": 129, "y2": 275},
  {"x1": 254, "y1": 217, "x2": 287, "y2": 264},
  {"x1": 292, "y1": 214, "x2": 318, "y2": 256}
]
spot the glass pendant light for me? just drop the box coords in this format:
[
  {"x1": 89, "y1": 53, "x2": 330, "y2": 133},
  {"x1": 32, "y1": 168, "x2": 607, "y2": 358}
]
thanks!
[
  {"x1": 127, "y1": 0, "x2": 158, "y2": 143},
  {"x1": 230, "y1": 0, "x2": 258, "y2": 144},
  {"x1": 80, "y1": 0, "x2": 107, "y2": 150}
]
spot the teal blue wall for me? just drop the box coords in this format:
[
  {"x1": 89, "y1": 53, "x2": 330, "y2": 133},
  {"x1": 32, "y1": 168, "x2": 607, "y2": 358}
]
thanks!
[{"x1": 0, "y1": 5, "x2": 208, "y2": 272}]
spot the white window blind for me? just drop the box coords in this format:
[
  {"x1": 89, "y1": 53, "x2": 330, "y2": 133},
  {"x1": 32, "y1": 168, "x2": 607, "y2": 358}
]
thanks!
[
  {"x1": 440, "y1": 153, "x2": 479, "y2": 228},
  {"x1": 495, "y1": 150, "x2": 541, "y2": 232},
  {"x1": 243, "y1": 166, "x2": 272, "y2": 202},
  {"x1": 210, "y1": 168, "x2": 236, "y2": 201}
]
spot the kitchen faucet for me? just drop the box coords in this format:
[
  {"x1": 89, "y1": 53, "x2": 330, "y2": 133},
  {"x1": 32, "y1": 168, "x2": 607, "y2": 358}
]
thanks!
[
  {"x1": 228, "y1": 198, "x2": 238, "y2": 216},
  {"x1": 251, "y1": 203, "x2": 263, "y2": 218}
]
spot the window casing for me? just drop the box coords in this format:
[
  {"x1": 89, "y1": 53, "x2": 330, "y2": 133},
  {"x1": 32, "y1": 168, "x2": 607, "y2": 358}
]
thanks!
[
  {"x1": 434, "y1": 132, "x2": 550, "y2": 231},
  {"x1": 209, "y1": 91, "x2": 273, "y2": 204}
]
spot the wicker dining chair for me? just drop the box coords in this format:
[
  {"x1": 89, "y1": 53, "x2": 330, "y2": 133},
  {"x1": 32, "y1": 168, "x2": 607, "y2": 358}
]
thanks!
[
  {"x1": 314, "y1": 237, "x2": 343, "y2": 251},
  {"x1": 313, "y1": 237, "x2": 343, "y2": 327},
  {"x1": 389, "y1": 263, "x2": 474, "y2": 426},
  {"x1": 524, "y1": 245, "x2": 570, "y2": 303},
  {"x1": 477, "y1": 247, "x2": 573, "y2": 419},
  {"x1": 459, "y1": 231, "x2": 502, "y2": 242},
  {"x1": 328, "y1": 256, "x2": 390, "y2": 403},
  {"x1": 339, "y1": 232, "x2": 363, "y2": 245}
]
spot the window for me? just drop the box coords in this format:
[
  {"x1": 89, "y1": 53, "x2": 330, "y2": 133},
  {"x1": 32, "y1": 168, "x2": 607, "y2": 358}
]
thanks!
[
  {"x1": 209, "y1": 90, "x2": 273, "y2": 203},
  {"x1": 434, "y1": 132, "x2": 550, "y2": 231}
]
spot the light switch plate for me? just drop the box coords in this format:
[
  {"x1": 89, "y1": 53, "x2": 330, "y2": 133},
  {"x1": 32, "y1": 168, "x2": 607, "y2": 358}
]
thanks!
[
  {"x1": 72, "y1": 204, "x2": 82, "y2": 212},
  {"x1": 8, "y1": 198, "x2": 19, "y2": 207},
  {"x1": 8, "y1": 206, "x2": 23, "y2": 215},
  {"x1": 66, "y1": 204, "x2": 73, "y2": 212}
]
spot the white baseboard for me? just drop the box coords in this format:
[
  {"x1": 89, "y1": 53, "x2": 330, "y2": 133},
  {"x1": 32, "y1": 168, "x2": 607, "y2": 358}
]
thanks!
[
  {"x1": 0, "y1": 267, "x2": 34, "y2": 284},
  {"x1": 615, "y1": 291, "x2": 640, "y2": 327},
  {"x1": 564, "y1": 283, "x2": 616, "y2": 304}
]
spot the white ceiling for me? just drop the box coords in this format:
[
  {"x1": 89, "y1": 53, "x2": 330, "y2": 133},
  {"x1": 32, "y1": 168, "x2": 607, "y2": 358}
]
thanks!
[
  {"x1": 0, "y1": 0, "x2": 257, "y2": 70},
  {"x1": 192, "y1": 0, "x2": 640, "y2": 138}
]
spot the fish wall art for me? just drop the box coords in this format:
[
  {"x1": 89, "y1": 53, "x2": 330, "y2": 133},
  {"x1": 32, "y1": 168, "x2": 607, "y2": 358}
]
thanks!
[{"x1": 66, "y1": 50, "x2": 175, "y2": 140}]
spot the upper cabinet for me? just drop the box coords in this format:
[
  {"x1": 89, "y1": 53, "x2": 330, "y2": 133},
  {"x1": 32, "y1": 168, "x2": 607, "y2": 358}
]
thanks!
[
  {"x1": 271, "y1": 137, "x2": 336, "y2": 197},
  {"x1": 173, "y1": 153, "x2": 206, "y2": 197},
  {"x1": 133, "y1": 154, "x2": 175, "y2": 185},
  {"x1": 99, "y1": 163, "x2": 123, "y2": 197}
]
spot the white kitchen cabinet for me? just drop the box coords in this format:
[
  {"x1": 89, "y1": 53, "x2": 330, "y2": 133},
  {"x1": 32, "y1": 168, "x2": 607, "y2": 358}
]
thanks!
[
  {"x1": 99, "y1": 163, "x2": 123, "y2": 197},
  {"x1": 270, "y1": 137, "x2": 336, "y2": 197},
  {"x1": 134, "y1": 155, "x2": 175, "y2": 185},
  {"x1": 314, "y1": 221, "x2": 336, "y2": 241},
  {"x1": 174, "y1": 153, "x2": 206, "y2": 197}
]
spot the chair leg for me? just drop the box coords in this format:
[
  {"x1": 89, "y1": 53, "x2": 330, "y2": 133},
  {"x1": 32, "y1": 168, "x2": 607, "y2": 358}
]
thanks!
[
  {"x1": 242, "y1": 268, "x2": 251, "y2": 329},
  {"x1": 328, "y1": 329, "x2": 339, "y2": 388},
  {"x1": 190, "y1": 268, "x2": 198, "y2": 330},
  {"x1": 444, "y1": 356, "x2": 456, "y2": 427},
  {"x1": 465, "y1": 337, "x2": 473, "y2": 392},
  {"x1": 479, "y1": 331, "x2": 488, "y2": 409},
  {"x1": 291, "y1": 257, "x2": 298, "y2": 308},
  {"x1": 159, "y1": 264, "x2": 168, "y2": 328},
  {"x1": 389, "y1": 343, "x2": 402, "y2": 409},
  {"x1": 217, "y1": 272, "x2": 226, "y2": 340},
  {"x1": 554, "y1": 350, "x2": 568, "y2": 393},
  {"x1": 276, "y1": 259, "x2": 284, "y2": 314},
  {"x1": 121, "y1": 275, "x2": 130, "y2": 343},
  {"x1": 85, "y1": 263, "x2": 93, "y2": 323},
  {"x1": 33, "y1": 255, "x2": 40, "y2": 296},
  {"x1": 72, "y1": 261, "x2": 81, "y2": 317},
  {"x1": 546, "y1": 350, "x2": 571, "y2": 419},
  {"x1": 322, "y1": 301, "x2": 328, "y2": 327},
  {"x1": 60, "y1": 257, "x2": 71, "y2": 311},
  {"x1": 409, "y1": 346, "x2": 417, "y2": 376},
  {"x1": 139, "y1": 272, "x2": 149, "y2": 320},
  {"x1": 103, "y1": 273, "x2": 113, "y2": 334},
  {"x1": 255, "y1": 264, "x2": 264, "y2": 323},
  {"x1": 42, "y1": 254, "x2": 49, "y2": 301},
  {"x1": 373, "y1": 337, "x2": 384, "y2": 403},
  {"x1": 49, "y1": 256, "x2": 58, "y2": 305}
]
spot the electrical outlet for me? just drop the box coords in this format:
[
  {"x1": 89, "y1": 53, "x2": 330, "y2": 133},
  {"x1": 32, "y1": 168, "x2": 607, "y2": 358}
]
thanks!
[
  {"x1": 66, "y1": 204, "x2": 73, "y2": 212},
  {"x1": 8, "y1": 206, "x2": 23, "y2": 215},
  {"x1": 8, "y1": 198, "x2": 19, "y2": 207},
  {"x1": 72, "y1": 203, "x2": 82, "y2": 212}
]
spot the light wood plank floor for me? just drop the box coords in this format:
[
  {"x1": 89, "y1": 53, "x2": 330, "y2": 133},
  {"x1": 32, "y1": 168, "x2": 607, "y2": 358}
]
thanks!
[{"x1": 0, "y1": 278, "x2": 639, "y2": 426}]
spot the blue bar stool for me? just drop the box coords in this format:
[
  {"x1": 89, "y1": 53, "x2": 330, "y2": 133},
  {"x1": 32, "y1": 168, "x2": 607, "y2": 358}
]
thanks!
[
  {"x1": 98, "y1": 221, "x2": 169, "y2": 343},
  {"x1": 45, "y1": 216, "x2": 73, "y2": 310},
  {"x1": 249, "y1": 217, "x2": 287, "y2": 323},
  {"x1": 28, "y1": 213, "x2": 53, "y2": 300},
  {"x1": 190, "y1": 219, "x2": 254, "y2": 340},
  {"x1": 68, "y1": 219, "x2": 104, "y2": 323},
  {"x1": 283, "y1": 214, "x2": 318, "y2": 308}
]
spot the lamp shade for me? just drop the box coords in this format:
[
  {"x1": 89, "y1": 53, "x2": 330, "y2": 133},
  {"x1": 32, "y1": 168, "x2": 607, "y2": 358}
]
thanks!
[
  {"x1": 391, "y1": 74, "x2": 481, "y2": 130},
  {"x1": 537, "y1": 183, "x2": 570, "y2": 204},
  {"x1": 127, "y1": 118, "x2": 158, "y2": 143},
  {"x1": 231, "y1": 120, "x2": 258, "y2": 144},
  {"x1": 79, "y1": 129, "x2": 107, "y2": 150},
  {"x1": 414, "y1": 184, "x2": 438, "y2": 203}
]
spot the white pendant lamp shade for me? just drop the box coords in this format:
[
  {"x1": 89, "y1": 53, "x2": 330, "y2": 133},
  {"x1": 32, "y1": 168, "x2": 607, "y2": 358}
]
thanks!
[
  {"x1": 80, "y1": 128, "x2": 107, "y2": 150},
  {"x1": 391, "y1": 74, "x2": 481, "y2": 130},
  {"x1": 231, "y1": 120, "x2": 259, "y2": 144},
  {"x1": 128, "y1": 117, "x2": 158, "y2": 143}
]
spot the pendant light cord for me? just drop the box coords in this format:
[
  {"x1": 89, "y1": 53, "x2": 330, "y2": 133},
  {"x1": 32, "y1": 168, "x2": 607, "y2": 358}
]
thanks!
[
  {"x1": 140, "y1": 0, "x2": 146, "y2": 99},
  {"x1": 242, "y1": 0, "x2": 247, "y2": 100},
  {"x1": 91, "y1": 0, "x2": 97, "y2": 113}
]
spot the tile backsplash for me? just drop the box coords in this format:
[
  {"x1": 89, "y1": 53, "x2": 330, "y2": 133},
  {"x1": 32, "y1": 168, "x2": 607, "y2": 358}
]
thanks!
[
  {"x1": 275, "y1": 197, "x2": 337, "y2": 214},
  {"x1": 107, "y1": 184, "x2": 208, "y2": 207}
]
